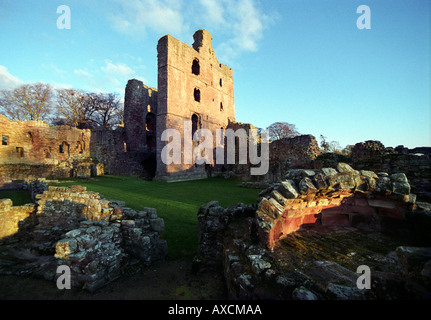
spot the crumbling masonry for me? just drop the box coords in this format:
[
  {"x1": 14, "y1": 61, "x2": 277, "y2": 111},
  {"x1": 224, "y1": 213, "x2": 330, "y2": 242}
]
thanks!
[
  {"x1": 0, "y1": 185, "x2": 167, "y2": 292},
  {"x1": 124, "y1": 29, "x2": 238, "y2": 182}
]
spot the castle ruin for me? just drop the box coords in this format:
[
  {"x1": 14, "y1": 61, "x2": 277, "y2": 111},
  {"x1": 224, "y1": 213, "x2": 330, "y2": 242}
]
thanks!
[{"x1": 124, "y1": 29, "x2": 236, "y2": 182}]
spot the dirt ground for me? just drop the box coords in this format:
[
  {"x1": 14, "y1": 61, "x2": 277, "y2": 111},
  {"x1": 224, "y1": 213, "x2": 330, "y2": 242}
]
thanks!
[{"x1": 0, "y1": 258, "x2": 227, "y2": 300}]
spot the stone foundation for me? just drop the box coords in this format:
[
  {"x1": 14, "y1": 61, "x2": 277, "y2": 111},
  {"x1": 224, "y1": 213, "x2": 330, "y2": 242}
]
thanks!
[
  {"x1": 0, "y1": 185, "x2": 167, "y2": 292},
  {"x1": 195, "y1": 163, "x2": 431, "y2": 299},
  {"x1": 256, "y1": 163, "x2": 426, "y2": 250},
  {"x1": 0, "y1": 199, "x2": 35, "y2": 239}
]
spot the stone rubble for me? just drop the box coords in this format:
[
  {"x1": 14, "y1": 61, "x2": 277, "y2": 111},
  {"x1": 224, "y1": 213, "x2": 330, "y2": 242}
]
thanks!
[
  {"x1": 255, "y1": 163, "x2": 427, "y2": 250},
  {"x1": 0, "y1": 185, "x2": 167, "y2": 292},
  {"x1": 195, "y1": 163, "x2": 431, "y2": 299}
]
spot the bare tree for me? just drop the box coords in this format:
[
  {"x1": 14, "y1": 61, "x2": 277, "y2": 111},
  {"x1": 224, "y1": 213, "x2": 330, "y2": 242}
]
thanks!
[
  {"x1": 53, "y1": 90, "x2": 122, "y2": 129},
  {"x1": 267, "y1": 122, "x2": 299, "y2": 141},
  {"x1": 0, "y1": 83, "x2": 53, "y2": 121},
  {"x1": 55, "y1": 88, "x2": 87, "y2": 127},
  {"x1": 82, "y1": 92, "x2": 122, "y2": 128},
  {"x1": 320, "y1": 135, "x2": 345, "y2": 154}
]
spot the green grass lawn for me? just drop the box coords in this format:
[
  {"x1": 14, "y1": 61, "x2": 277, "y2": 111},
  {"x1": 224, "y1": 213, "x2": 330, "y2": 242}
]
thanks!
[
  {"x1": 0, "y1": 189, "x2": 32, "y2": 206},
  {"x1": 56, "y1": 176, "x2": 261, "y2": 260}
]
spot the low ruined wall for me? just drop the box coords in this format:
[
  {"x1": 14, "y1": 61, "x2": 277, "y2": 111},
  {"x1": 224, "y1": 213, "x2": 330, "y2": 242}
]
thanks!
[
  {"x1": 269, "y1": 135, "x2": 321, "y2": 168},
  {"x1": 195, "y1": 165, "x2": 431, "y2": 299},
  {"x1": 0, "y1": 185, "x2": 168, "y2": 292},
  {"x1": 352, "y1": 153, "x2": 431, "y2": 202},
  {"x1": 0, "y1": 115, "x2": 91, "y2": 165},
  {"x1": 195, "y1": 201, "x2": 256, "y2": 270},
  {"x1": 0, "y1": 199, "x2": 35, "y2": 239},
  {"x1": 256, "y1": 163, "x2": 426, "y2": 250}
]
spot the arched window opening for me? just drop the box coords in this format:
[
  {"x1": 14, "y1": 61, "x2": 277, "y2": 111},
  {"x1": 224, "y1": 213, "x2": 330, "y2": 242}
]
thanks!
[
  {"x1": 194, "y1": 88, "x2": 201, "y2": 102},
  {"x1": 192, "y1": 59, "x2": 200, "y2": 75},
  {"x1": 220, "y1": 78, "x2": 223, "y2": 87},
  {"x1": 76, "y1": 141, "x2": 83, "y2": 154},
  {"x1": 2, "y1": 135, "x2": 8, "y2": 145},
  {"x1": 220, "y1": 102, "x2": 224, "y2": 111},
  {"x1": 59, "y1": 142, "x2": 69, "y2": 155},
  {"x1": 191, "y1": 114, "x2": 199, "y2": 139},
  {"x1": 16, "y1": 147, "x2": 24, "y2": 158}
]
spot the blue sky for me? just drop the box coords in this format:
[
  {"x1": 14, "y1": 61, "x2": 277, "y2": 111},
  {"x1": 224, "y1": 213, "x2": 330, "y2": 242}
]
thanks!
[{"x1": 0, "y1": 0, "x2": 430, "y2": 149}]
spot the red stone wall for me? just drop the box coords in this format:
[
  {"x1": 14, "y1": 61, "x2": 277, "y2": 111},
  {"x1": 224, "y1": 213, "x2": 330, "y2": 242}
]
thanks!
[
  {"x1": 0, "y1": 115, "x2": 94, "y2": 179},
  {"x1": 269, "y1": 134, "x2": 321, "y2": 167},
  {"x1": 155, "y1": 30, "x2": 235, "y2": 180},
  {"x1": 124, "y1": 79, "x2": 158, "y2": 153},
  {"x1": 256, "y1": 163, "x2": 418, "y2": 250},
  {"x1": 0, "y1": 115, "x2": 91, "y2": 165}
]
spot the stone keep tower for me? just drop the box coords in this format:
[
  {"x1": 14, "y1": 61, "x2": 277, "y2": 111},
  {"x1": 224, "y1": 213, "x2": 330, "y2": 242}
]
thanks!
[
  {"x1": 124, "y1": 79, "x2": 158, "y2": 153},
  {"x1": 155, "y1": 29, "x2": 235, "y2": 181}
]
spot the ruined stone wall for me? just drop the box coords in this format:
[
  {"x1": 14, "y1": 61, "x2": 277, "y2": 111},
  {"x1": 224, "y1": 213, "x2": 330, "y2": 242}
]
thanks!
[
  {"x1": 0, "y1": 115, "x2": 90, "y2": 165},
  {"x1": 89, "y1": 126, "x2": 146, "y2": 176},
  {"x1": 156, "y1": 30, "x2": 235, "y2": 181},
  {"x1": 247, "y1": 134, "x2": 322, "y2": 182},
  {"x1": 256, "y1": 163, "x2": 427, "y2": 250},
  {"x1": 124, "y1": 79, "x2": 158, "y2": 153},
  {"x1": 269, "y1": 134, "x2": 321, "y2": 168},
  {"x1": 0, "y1": 185, "x2": 167, "y2": 292},
  {"x1": 0, "y1": 115, "x2": 96, "y2": 180},
  {"x1": 0, "y1": 199, "x2": 35, "y2": 239},
  {"x1": 195, "y1": 164, "x2": 431, "y2": 299}
]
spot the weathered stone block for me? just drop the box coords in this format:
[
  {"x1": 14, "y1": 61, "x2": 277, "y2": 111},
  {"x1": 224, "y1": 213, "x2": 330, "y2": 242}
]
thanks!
[
  {"x1": 299, "y1": 177, "x2": 317, "y2": 195},
  {"x1": 55, "y1": 238, "x2": 78, "y2": 259},
  {"x1": 279, "y1": 180, "x2": 299, "y2": 199},
  {"x1": 150, "y1": 218, "x2": 165, "y2": 232},
  {"x1": 0, "y1": 198, "x2": 13, "y2": 211},
  {"x1": 270, "y1": 190, "x2": 288, "y2": 206},
  {"x1": 337, "y1": 162, "x2": 354, "y2": 173},
  {"x1": 376, "y1": 176, "x2": 394, "y2": 194},
  {"x1": 392, "y1": 182, "x2": 411, "y2": 196},
  {"x1": 391, "y1": 173, "x2": 409, "y2": 183},
  {"x1": 313, "y1": 173, "x2": 328, "y2": 190},
  {"x1": 322, "y1": 167, "x2": 338, "y2": 177}
]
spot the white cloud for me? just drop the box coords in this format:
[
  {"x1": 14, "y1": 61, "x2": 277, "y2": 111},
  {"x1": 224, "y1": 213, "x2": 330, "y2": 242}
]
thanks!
[
  {"x1": 74, "y1": 69, "x2": 93, "y2": 79},
  {"x1": 50, "y1": 82, "x2": 73, "y2": 90},
  {"x1": 0, "y1": 65, "x2": 23, "y2": 90},
  {"x1": 112, "y1": 0, "x2": 185, "y2": 37},
  {"x1": 231, "y1": 0, "x2": 266, "y2": 52},
  {"x1": 110, "y1": 0, "x2": 274, "y2": 62},
  {"x1": 102, "y1": 60, "x2": 136, "y2": 78},
  {"x1": 198, "y1": 0, "x2": 226, "y2": 26},
  {"x1": 198, "y1": 0, "x2": 274, "y2": 62}
]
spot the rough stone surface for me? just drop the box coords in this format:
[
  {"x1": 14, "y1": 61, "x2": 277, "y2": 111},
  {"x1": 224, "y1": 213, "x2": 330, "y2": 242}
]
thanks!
[
  {"x1": 195, "y1": 163, "x2": 431, "y2": 299},
  {"x1": 0, "y1": 186, "x2": 167, "y2": 292},
  {"x1": 255, "y1": 163, "x2": 429, "y2": 250},
  {"x1": 197, "y1": 200, "x2": 431, "y2": 299},
  {"x1": 155, "y1": 29, "x2": 236, "y2": 181},
  {"x1": 0, "y1": 115, "x2": 103, "y2": 180}
]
